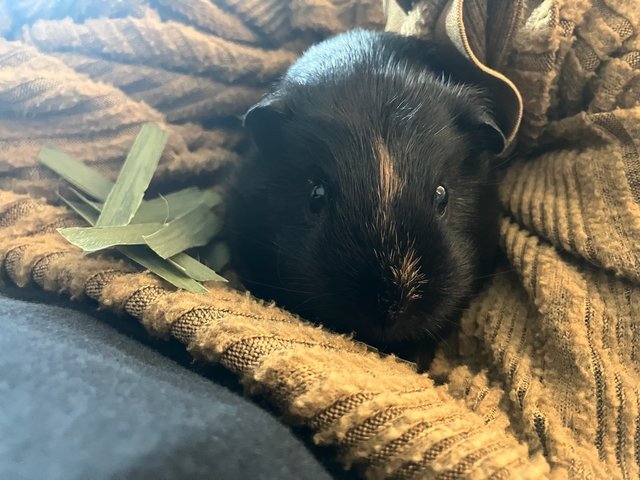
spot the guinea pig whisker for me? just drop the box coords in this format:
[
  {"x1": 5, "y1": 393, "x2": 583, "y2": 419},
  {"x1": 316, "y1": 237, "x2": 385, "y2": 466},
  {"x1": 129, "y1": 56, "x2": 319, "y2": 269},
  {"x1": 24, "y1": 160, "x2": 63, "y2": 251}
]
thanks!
[
  {"x1": 422, "y1": 327, "x2": 439, "y2": 343},
  {"x1": 274, "y1": 273, "x2": 311, "y2": 283},
  {"x1": 275, "y1": 244, "x2": 285, "y2": 284},
  {"x1": 280, "y1": 225, "x2": 313, "y2": 232},
  {"x1": 471, "y1": 269, "x2": 516, "y2": 281},
  {"x1": 223, "y1": 228, "x2": 280, "y2": 250},
  {"x1": 241, "y1": 278, "x2": 317, "y2": 295},
  {"x1": 474, "y1": 180, "x2": 505, "y2": 186},
  {"x1": 432, "y1": 315, "x2": 462, "y2": 327},
  {"x1": 292, "y1": 292, "x2": 334, "y2": 311},
  {"x1": 488, "y1": 157, "x2": 514, "y2": 173}
]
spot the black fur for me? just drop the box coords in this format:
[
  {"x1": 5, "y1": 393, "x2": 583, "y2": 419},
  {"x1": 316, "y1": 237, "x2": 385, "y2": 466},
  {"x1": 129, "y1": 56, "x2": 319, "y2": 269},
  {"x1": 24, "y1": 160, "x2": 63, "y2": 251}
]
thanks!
[{"x1": 224, "y1": 30, "x2": 501, "y2": 359}]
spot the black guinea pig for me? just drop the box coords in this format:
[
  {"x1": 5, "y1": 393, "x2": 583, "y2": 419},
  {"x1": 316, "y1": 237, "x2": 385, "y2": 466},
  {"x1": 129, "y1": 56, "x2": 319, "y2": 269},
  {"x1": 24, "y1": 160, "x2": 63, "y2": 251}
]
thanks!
[{"x1": 224, "y1": 29, "x2": 504, "y2": 362}]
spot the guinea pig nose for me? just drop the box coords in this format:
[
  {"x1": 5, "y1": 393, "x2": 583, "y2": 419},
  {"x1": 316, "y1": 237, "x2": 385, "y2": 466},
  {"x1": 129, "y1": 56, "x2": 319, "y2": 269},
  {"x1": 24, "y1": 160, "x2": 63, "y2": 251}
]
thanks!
[
  {"x1": 380, "y1": 310, "x2": 395, "y2": 327},
  {"x1": 382, "y1": 302, "x2": 406, "y2": 327}
]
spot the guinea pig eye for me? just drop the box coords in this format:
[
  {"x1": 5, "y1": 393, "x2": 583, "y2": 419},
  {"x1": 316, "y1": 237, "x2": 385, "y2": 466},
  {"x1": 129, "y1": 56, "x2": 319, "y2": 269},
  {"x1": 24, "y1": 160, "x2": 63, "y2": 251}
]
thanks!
[
  {"x1": 308, "y1": 181, "x2": 327, "y2": 214},
  {"x1": 433, "y1": 185, "x2": 448, "y2": 216}
]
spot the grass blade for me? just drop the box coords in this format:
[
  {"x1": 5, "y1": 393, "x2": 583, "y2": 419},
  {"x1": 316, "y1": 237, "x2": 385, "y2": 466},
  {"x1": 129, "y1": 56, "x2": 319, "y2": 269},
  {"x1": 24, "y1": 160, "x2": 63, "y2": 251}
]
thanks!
[
  {"x1": 64, "y1": 187, "x2": 103, "y2": 211},
  {"x1": 96, "y1": 123, "x2": 167, "y2": 227},
  {"x1": 60, "y1": 193, "x2": 210, "y2": 293},
  {"x1": 69, "y1": 186, "x2": 221, "y2": 224},
  {"x1": 204, "y1": 241, "x2": 231, "y2": 272},
  {"x1": 119, "y1": 246, "x2": 208, "y2": 293},
  {"x1": 59, "y1": 195, "x2": 99, "y2": 225},
  {"x1": 131, "y1": 187, "x2": 199, "y2": 223},
  {"x1": 169, "y1": 253, "x2": 228, "y2": 282},
  {"x1": 143, "y1": 204, "x2": 221, "y2": 259},
  {"x1": 131, "y1": 188, "x2": 221, "y2": 224},
  {"x1": 39, "y1": 146, "x2": 114, "y2": 201},
  {"x1": 58, "y1": 223, "x2": 164, "y2": 252},
  {"x1": 44, "y1": 124, "x2": 225, "y2": 293}
]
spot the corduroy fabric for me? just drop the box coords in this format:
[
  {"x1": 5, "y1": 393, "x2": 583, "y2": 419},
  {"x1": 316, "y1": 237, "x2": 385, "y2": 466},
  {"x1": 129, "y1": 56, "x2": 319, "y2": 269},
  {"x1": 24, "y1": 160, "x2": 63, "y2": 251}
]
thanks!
[{"x1": 0, "y1": 1, "x2": 638, "y2": 478}]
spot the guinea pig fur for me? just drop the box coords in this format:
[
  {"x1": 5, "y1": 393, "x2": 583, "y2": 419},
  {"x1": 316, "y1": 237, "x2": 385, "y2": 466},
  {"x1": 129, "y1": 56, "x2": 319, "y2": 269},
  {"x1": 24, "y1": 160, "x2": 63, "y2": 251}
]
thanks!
[{"x1": 224, "y1": 29, "x2": 504, "y2": 361}]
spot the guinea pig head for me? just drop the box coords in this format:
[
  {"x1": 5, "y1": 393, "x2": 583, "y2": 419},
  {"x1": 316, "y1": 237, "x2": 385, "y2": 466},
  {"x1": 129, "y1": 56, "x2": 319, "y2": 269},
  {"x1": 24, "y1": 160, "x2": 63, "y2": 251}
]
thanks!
[{"x1": 225, "y1": 42, "x2": 503, "y2": 349}]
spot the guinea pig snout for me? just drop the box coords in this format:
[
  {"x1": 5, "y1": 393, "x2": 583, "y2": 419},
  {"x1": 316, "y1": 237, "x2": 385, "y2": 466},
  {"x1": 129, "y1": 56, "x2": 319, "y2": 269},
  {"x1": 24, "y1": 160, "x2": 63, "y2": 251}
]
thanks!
[
  {"x1": 378, "y1": 289, "x2": 417, "y2": 326},
  {"x1": 374, "y1": 266, "x2": 427, "y2": 331}
]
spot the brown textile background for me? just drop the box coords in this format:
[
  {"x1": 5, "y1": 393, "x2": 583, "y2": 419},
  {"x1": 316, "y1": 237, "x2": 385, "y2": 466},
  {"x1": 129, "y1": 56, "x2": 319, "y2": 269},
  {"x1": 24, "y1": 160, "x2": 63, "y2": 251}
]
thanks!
[{"x1": 0, "y1": 0, "x2": 639, "y2": 479}]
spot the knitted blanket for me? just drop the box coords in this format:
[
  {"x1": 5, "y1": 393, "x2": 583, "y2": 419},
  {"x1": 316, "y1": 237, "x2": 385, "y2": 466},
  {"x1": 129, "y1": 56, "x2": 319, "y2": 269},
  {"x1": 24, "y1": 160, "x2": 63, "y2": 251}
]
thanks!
[{"x1": 1, "y1": 1, "x2": 639, "y2": 478}]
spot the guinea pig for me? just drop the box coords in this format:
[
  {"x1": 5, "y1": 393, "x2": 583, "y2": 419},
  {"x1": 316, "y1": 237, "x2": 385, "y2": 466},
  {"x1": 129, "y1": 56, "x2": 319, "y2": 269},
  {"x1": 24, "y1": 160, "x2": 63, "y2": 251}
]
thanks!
[{"x1": 223, "y1": 29, "x2": 505, "y2": 362}]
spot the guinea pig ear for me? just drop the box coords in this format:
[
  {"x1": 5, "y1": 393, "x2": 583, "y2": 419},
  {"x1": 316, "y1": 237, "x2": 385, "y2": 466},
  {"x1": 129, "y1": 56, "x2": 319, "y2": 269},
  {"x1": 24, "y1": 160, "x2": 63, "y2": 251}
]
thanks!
[
  {"x1": 454, "y1": 95, "x2": 507, "y2": 155},
  {"x1": 242, "y1": 94, "x2": 290, "y2": 154},
  {"x1": 473, "y1": 110, "x2": 507, "y2": 155}
]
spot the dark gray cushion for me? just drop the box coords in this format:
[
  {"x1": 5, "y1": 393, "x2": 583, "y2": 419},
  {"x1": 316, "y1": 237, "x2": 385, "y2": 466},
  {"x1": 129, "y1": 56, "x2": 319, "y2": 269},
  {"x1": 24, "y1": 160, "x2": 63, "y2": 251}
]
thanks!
[{"x1": 0, "y1": 290, "x2": 340, "y2": 480}]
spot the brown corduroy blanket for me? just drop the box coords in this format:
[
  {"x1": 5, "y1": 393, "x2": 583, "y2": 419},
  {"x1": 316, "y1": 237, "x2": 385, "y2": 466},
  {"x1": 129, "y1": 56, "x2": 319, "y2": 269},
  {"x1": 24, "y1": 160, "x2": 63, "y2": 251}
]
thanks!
[{"x1": 1, "y1": 0, "x2": 639, "y2": 478}]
